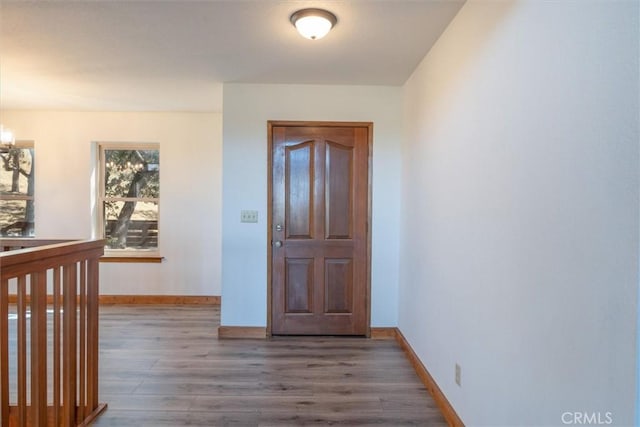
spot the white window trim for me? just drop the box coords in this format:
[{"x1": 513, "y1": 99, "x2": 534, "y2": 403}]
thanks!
[{"x1": 97, "y1": 142, "x2": 160, "y2": 257}]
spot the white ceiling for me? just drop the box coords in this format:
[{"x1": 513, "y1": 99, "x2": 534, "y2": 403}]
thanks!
[{"x1": 0, "y1": 0, "x2": 465, "y2": 112}]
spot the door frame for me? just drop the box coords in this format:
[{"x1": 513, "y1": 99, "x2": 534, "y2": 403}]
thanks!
[{"x1": 266, "y1": 120, "x2": 373, "y2": 337}]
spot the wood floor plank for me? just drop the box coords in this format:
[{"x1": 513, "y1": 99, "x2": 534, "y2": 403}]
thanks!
[
  {"x1": 92, "y1": 409, "x2": 260, "y2": 426},
  {"x1": 78, "y1": 305, "x2": 448, "y2": 426},
  {"x1": 100, "y1": 393, "x2": 197, "y2": 411}
]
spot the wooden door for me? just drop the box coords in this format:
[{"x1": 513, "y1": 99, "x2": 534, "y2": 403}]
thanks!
[{"x1": 269, "y1": 122, "x2": 371, "y2": 336}]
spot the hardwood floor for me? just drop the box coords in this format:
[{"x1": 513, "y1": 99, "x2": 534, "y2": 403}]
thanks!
[{"x1": 45, "y1": 305, "x2": 449, "y2": 426}]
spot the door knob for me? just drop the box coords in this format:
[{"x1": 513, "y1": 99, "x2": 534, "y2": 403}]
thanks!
[{"x1": 273, "y1": 240, "x2": 282, "y2": 248}]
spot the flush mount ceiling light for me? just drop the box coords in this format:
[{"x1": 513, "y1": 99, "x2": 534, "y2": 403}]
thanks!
[{"x1": 290, "y1": 8, "x2": 337, "y2": 40}]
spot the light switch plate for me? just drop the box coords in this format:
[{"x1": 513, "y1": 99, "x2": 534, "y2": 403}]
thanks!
[{"x1": 240, "y1": 210, "x2": 258, "y2": 223}]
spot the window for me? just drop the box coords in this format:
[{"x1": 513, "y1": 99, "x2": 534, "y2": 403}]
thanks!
[
  {"x1": 98, "y1": 144, "x2": 159, "y2": 254},
  {"x1": 0, "y1": 142, "x2": 34, "y2": 237}
]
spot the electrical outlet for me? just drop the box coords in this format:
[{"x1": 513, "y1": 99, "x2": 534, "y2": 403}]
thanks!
[
  {"x1": 455, "y1": 363, "x2": 461, "y2": 387},
  {"x1": 240, "y1": 210, "x2": 258, "y2": 223}
]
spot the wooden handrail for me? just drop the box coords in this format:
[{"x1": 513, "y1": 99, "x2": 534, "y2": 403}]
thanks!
[
  {"x1": 0, "y1": 239, "x2": 74, "y2": 253},
  {"x1": 0, "y1": 239, "x2": 107, "y2": 426}
]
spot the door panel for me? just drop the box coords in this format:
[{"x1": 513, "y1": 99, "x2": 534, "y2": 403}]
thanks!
[
  {"x1": 324, "y1": 258, "x2": 353, "y2": 314},
  {"x1": 285, "y1": 141, "x2": 314, "y2": 239},
  {"x1": 285, "y1": 258, "x2": 314, "y2": 313},
  {"x1": 325, "y1": 141, "x2": 353, "y2": 239},
  {"x1": 271, "y1": 123, "x2": 370, "y2": 336}
]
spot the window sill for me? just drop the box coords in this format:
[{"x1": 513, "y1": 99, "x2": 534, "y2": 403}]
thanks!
[{"x1": 100, "y1": 256, "x2": 164, "y2": 263}]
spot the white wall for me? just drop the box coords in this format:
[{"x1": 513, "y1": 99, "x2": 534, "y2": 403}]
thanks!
[
  {"x1": 0, "y1": 111, "x2": 222, "y2": 296},
  {"x1": 400, "y1": 1, "x2": 639, "y2": 425},
  {"x1": 221, "y1": 83, "x2": 402, "y2": 327}
]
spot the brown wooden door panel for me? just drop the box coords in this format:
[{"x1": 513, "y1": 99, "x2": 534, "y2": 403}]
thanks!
[
  {"x1": 271, "y1": 123, "x2": 370, "y2": 336},
  {"x1": 324, "y1": 257, "x2": 354, "y2": 313},
  {"x1": 285, "y1": 257, "x2": 314, "y2": 313},
  {"x1": 285, "y1": 140, "x2": 315, "y2": 239},
  {"x1": 325, "y1": 140, "x2": 354, "y2": 239}
]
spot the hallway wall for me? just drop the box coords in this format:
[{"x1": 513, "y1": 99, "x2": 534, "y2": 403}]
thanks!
[
  {"x1": 400, "y1": 1, "x2": 639, "y2": 425},
  {"x1": 0, "y1": 111, "x2": 223, "y2": 296},
  {"x1": 221, "y1": 83, "x2": 402, "y2": 328}
]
